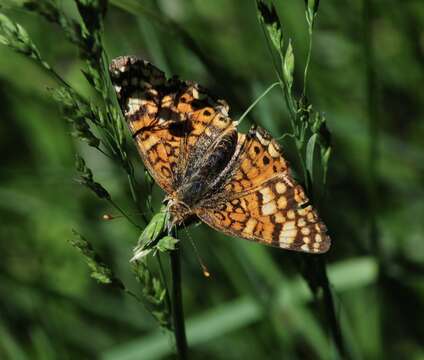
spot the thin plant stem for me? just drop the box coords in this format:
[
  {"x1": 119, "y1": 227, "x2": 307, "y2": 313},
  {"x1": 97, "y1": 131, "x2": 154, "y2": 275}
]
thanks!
[
  {"x1": 107, "y1": 198, "x2": 142, "y2": 230},
  {"x1": 363, "y1": 0, "x2": 381, "y2": 258},
  {"x1": 95, "y1": 145, "x2": 113, "y2": 160},
  {"x1": 157, "y1": 253, "x2": 172, "y2": 314},
  {"x1": 318, "y1": 258, "x2": 347, "y2": 359},
  {"x1": 258, "y1": 23, "x2": 296, "y2": 125},
  {"x1": 170, "y1": 244, "x2": 188, "y2": 359},
  {"x1": 237, "y1": 82, "x2": 280, "y2": 125},
  {"x1": 302, "y1": 26, "x2": 313, "y2": 99}
]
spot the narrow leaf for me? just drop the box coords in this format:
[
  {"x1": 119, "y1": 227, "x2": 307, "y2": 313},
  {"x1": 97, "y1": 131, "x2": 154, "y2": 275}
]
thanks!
[
  {"x1": 306, "y1": 133, "x2": 318, "y2": 182},
  {"x1": 75, "y1": 154, "x2": 110, "y2": 199},
  {"x1": 0, "y1": 13, "x2": 50, "y2": 71},
  {"x1": 283, "y1": 40, "x2": 294, "y2": 90},
  {"x1": 256, "y1": 0, "x2": 283, "y2": 51},
  {"x1": 69, "y1": 230, "x2": 124, "y2": 288}
]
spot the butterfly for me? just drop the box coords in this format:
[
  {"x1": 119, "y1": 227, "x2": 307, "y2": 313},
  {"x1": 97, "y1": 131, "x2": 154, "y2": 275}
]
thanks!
[{"x1": 109, "y1": 56, "x2": 330, "y2": 253}]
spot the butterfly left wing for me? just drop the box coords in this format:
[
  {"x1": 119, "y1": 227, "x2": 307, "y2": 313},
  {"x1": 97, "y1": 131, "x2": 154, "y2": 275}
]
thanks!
[
  {"x1": 110, "y1": 56, "x2": 237, "y2": 194},
  {"x1": 196, "y1": 126, "x2": 331, "y2": 253},
  {"x1": 110, "y1": 56, "x2": 185, "y2": 193}
]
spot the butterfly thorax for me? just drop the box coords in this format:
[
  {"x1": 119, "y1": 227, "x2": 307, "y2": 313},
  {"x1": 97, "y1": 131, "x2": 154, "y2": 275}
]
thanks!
[{"x1": 167, "y1": 130, "x2": 239, "y2": 226}]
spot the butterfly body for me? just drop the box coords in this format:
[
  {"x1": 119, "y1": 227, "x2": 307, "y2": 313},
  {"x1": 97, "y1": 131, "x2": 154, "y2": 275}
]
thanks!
[{"x1": 110, "y1": 56, "x2": 331, "y2": 253}]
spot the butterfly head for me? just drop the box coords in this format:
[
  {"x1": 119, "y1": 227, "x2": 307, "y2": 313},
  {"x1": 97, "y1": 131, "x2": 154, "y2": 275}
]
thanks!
[{"x1": 165, "y1": 195, "x2": 193, "y2": 229}]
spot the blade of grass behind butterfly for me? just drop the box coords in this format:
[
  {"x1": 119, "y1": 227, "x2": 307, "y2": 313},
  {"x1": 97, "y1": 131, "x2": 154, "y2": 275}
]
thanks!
[
  {"x1": 73, "y1": 0, "x2": 150, "y2": 223},
  {"x1": 0, "y1": 266, "x2": 154, "y2": 332},
  {"x1": 300, "y1": 1, "x2": 345, "y2": 356},
  {"x1": 135, "y1": 0, "x2": 170, "y2": 74},
  {"x1": 208, "y1": 223, "x2": 328, "y2": 356},
  {"x1": 256, "y1": 2, "x2": 346, "y2": 357},
  {"x1": 109, "y1": 0, "x2": 248, "y2": 112},
  {"x1": 232, "y1": 240, "x2": 331, "y2": 358},
  {"x1": 0, "y1": 7, "x2": 125, "y2": 164},
  {"x1": 102, "y1": 256, "x2": 377, "y2": 360},
  {"x1": 0, "y1": 319, "x2": 29, "y2": 360},
  {"x1": 30, "y1": 327, "x2": 56, "y2": 360},
  {"x1": 99, "y1": 5, "x2": 177, "y2": 339},
  {"x1": 0, "y1": 12, "x2": 73, "y2": 89},
  {"x1": 132, "y1": 0, "x2": 172, "y2": 215}
]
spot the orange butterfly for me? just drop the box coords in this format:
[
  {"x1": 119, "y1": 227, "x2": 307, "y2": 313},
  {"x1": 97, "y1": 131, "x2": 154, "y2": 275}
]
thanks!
[{"x1": 110, "y1": 56, "x2": 330, "y2": 253}]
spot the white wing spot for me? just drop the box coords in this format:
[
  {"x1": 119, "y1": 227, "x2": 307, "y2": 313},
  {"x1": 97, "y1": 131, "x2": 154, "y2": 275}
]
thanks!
[
  {"x1": 279, "y1": 229, "x2": 297, "y2": 244},
  {"x1": 262, "y1": 201, "x2": 277, "y2": 216},
  {"x1": 244, "y1": 218, "x2": 258, "y2": 235},
  {"x1": 297, "y1": 218, "x2": 306, "y2": 227},
  {"x1": 277, "y1": 196, "x2": 287, "y2": 209},
  {"x1": 301, "y1": 227, "x2": 311, "y2": 235},
  {"x1": 260, "y1": 188, "x2": 275, "y2": 204},
  {"x1": 274, "y1": 212, "x2": 286, "y2": 223},
  {"x1": 287, "y1": 210, "x2": 295, "y2": 220},
  {"x1": 301, "y1": 244, "x2": 310, "y2": 252},
  {"x1": 275, "y1": 182, "x2": 287, "y2": 194}
]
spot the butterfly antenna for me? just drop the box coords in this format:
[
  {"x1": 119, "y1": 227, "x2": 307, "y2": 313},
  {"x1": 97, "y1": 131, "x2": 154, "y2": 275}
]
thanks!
[
  {"x1": 182, "y1": 223, "x2": 211, "y2": 278},
  {"x1": 101, "y1": 211, "x2": 149, "y2": 221},
  {"x1": 236, "y1": 81, "x2": 280, "y2": 126},
  {"x1": 102, "y1": 213, "x2": 121, "y2": 220}
]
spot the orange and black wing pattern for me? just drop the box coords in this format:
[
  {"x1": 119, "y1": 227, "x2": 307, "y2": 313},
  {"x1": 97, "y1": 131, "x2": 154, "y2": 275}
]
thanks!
[
  {"x1": 110, "y1": 56, "x2": 331, "y2": 253},
  {"x1": 196, "y1": 126, "x2": 330, "y2": 253},
  {"x1": 109, "y1": 56, "x2": 235, "y2": 194}
]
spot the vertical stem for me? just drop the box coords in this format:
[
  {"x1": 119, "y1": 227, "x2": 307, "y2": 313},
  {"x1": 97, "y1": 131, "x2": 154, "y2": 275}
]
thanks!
[
  {"x1": 363, "y1": 1, "x2": 383, "y2": 355},
  {"x1": 170, "y1": 246, "x2": 188, "y2": 359},
  {"x1": 302, "y1": 26, "x2": 313, "y2": 99},
  {"x1": 300, "y1": 255, "x2": 348, "y2": 359},
  {"x1": 317, "y1": 258, "x2": 347, "y2": 359},
  {"x1": 363, "y1": 0, "x2": 380, "y2": 257}
]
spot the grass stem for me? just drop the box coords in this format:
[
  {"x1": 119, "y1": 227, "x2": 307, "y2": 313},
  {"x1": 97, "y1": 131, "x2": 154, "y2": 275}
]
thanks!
[
  {"x1": 170, "y1": 245, "x2": 188, "y2": 359},
  {"x1": 363, "y1": 0, "x2": 381, "y2": 257}
]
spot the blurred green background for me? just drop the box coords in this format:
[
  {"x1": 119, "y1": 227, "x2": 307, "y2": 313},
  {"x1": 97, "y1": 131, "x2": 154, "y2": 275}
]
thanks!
[{"x1": 1, "y1": 0, "x2": 424, "y2": 359}]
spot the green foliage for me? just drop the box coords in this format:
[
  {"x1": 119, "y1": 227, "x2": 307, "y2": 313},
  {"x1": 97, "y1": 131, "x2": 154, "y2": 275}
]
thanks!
[
  {"x1": 1, "y1": 0, "x2": 173, "y2": 344},
  {"x1": 283, "y1": 40, "x2": 294, "y2": 91},
  {"x1": 0, "y1": 13, "x2": 50, "y2": 70},
  {"x1": 256, "y1": 0, "x2": 283, "y2": 51},
  {"x1": 156, "y1": 236, "x2": 179, "y2": 252},
  {"x1": 52, "y1": 87, "x2": 101, "y2": 147},
  {"x1": 133, "y1": 262, "x2": 171, "y2": 329},
  {"x1": 75, "y1": 155, "x2": 110, "y2": 199},
  {"x1": 256, "y1": 0, "x2": 330, "y2": 190},
  {"x1": 304, "y1": 0, "x2": 320, "y2": 28},
  {"x1": 131, "y1": 209, "x2": 169, "y2": 261},
  {"x1": 69, "y1": 230, "x2": 122, "y2": 286},
  {"x1": 23, "y1": 0, "x2": 84, "y2": 45}
]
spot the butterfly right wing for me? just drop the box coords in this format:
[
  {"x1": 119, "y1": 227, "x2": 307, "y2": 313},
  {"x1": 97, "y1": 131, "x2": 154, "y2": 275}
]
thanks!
[{"x1": 196, "y1": 126, "x2": 331, "y2": 253}]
